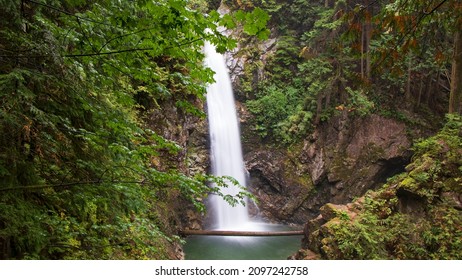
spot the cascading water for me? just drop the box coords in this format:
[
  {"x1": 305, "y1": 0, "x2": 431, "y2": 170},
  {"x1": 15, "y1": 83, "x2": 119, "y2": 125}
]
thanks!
[
  {"x1": 183, "y1": 42, "x2": 302, "y2": 259},
  {"x1": 204, "y1": 41, "x2": 250, "y2": 230}
]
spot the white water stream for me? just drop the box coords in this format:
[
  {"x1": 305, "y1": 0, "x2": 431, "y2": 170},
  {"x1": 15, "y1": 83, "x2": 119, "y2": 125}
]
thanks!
[{"x1": 204, "y1": 42, "x2": 252, "y2": 230}]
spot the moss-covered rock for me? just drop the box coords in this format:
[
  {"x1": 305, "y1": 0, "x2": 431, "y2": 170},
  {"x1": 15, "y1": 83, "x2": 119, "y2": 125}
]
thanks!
[{"x1": 299, "y1": 115, "x2": 462, "y2": 259}]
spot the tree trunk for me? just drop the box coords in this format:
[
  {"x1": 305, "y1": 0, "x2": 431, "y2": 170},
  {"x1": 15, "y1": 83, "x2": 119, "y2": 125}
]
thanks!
[
  {"x1": 364, "y1": 0, "x2": 372, "y2": 80},
  {"x1": 425, "y1": 72, "x2": 433, "y2": 106},
  {"x1": 405, "y1": 53, "x2": 412, "y2": 105},
  {"x1": 361, "y1": 24, "x2": 365, "y2": 79},
  {"x1": 365, "y1": 21, "x2": 371, "y2": 80},
  {"x1": 180, "y1": 229, "x2": 304, "y2": 236},
  {"x1": 417, "y1": 73, "x2": 425, "y2": 108},
  {"x1": 449, "y1": 29, "x2": 462, "y2": 114},
  {"x1": 315, "y1": 92, "x2": 323, "y2": 125}
]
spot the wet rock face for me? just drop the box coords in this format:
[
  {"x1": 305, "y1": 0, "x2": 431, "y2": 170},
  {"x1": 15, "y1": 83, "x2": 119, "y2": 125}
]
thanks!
[
  {"x1": 345, "y1": 114, "x2": 410, "y2": 161},
  {"x1": 242, "y1": 112, "x2": 412, "y2": 224},
  {"x1": 246, "y1": 149, "x2": 317, "y2": 224},
  {"x1": 146, "y1": 97, "x2": 209, "y2": 240},
  {"x1": 302, "y1": 114, "x2": 411, "y2": 202}
]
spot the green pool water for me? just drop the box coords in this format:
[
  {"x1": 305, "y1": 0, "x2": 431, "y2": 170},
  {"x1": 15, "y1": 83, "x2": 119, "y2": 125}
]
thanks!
[{"x1": 183, "y1": 223, "x2": 302, "y2": 260}]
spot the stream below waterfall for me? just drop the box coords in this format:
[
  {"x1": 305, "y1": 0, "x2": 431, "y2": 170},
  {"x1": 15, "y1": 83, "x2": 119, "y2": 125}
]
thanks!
[{"x1": 183, "y1": 222, "x2": 301, "y2": 260}]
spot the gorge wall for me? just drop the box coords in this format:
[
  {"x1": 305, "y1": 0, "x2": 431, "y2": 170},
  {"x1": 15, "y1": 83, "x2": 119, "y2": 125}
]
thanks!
[
  {"x1": 143, "y1": 96, "x2": 209, "y2": 258},
  {"x1": 240, "y1": 106, "x2": 412, "y2": 224}
]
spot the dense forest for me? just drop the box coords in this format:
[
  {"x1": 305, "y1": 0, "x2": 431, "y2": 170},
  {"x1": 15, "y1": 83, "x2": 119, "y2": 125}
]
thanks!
[
  {"x1": 0, "y1": 0, "x2": 267, "y2": 259},
  {"x1": 1, "y1": 0, "x2": 461, "y2": 259}
]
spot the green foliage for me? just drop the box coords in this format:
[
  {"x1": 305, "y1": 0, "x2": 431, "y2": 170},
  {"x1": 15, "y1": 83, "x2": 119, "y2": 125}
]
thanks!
[
  {"x1": 245, "y1": 41, "x2": 341, "y2": 144},
  {"x1": 235, "y1": 7, "x2": 271, "y2": 40},
  {"x1": 0, "y1": 0, "x2": 267, "y2": 259},
  {"x1": 399, "y1": 114, "x2": 462, "y2": 201},
  {"x1": 246, "y1": 85, "x2": 301, "y2": 137},
  {"x1": 345, "y1": 87, "x2": 375, "y2": 117},
  {"x1": 328, "y1": 211, "x2": 388, "y2": 259},
  {"x1": 302, "y1": 6, "x2": 342, "y2": 43},
  {"x1": 241, "y1": 0, "x2": 460, "y2": 147},
  {"x1": 243, "y1": 2, "x2": 384, "y2": 145},
  {"x1": 318, "y1": 115, "x2": 462, "y2": 259}
]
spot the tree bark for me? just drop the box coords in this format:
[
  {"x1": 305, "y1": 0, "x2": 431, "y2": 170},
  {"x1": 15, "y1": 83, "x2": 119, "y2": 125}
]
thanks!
[
  {"x1": 361, "y1": 23, "x2": 365, "y2": 79},
  {"x1": 364, "y1": 0, "x2": 372, "y2": 80},
  {"x1": 406, "y1": 53, "x2": 412, "y2": 105},
  {"x1": 180, "y1": 229, "x2": 304, "y2": 236},
  {"x1": 365, "y1": 21, "x2": 372, "y2": 80},
  {"x1": 417, "y1": 73, "x2": 425, "y2": 107},
  {"x1": 449, "y1": 29, "x2": 462, "y2": 114},
  {"x1": 425, "y1": 71, "x2": 434, "y2": 105},
  {"x1": 315, "y1": 92, "x2": 323, "y2": 125}
]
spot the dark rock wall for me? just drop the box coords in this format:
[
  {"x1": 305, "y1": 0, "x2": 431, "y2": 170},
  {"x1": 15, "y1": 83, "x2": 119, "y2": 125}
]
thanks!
[
  {"x1": 145, "y1": 97, "x2": 209, "y2": 239},
  {"x1": 240, "y1": 103, "x2": 412, "y2": 224}
]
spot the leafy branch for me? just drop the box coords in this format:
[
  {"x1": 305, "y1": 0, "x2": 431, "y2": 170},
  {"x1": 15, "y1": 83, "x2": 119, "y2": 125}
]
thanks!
[
  {"x1": 0, "y1": 37, "x2": 207, "y2": 58},
  {"x1": 25, "y1": 0, "x2": 114, "y2": 26}
]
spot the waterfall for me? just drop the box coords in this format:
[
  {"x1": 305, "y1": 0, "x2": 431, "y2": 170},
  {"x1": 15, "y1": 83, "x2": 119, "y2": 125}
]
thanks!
[{"x1": 204, "y1": 42, "x2": 250, "y2": 230}]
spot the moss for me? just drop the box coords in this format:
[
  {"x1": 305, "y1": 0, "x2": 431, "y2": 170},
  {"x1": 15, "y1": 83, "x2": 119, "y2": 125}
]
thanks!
[
  {"x1": 282, "y1": 145, "x2": 315, "y2": 190},
  {"x1": 362, "y1": 143, "x2": 386, "y2": 163},
  {"x1": 399, "y1": 177, "x2": 417, "y2": 188},
  {"x1": 329, "y1": 149, "x2": 354, "y2": 182},
  {"x1": 305, "y1": 115, "x2": 462, "y2": 259}
]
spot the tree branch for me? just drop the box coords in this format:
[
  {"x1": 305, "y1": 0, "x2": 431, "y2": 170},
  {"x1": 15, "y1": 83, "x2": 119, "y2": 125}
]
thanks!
[
  {"x1": 423, "y1": 0, "x2": 449, "y2": 15},
  {"x1": 63, "y1": 47, "x2": 154, "y2": 57},
  {"x1": 26, "y1": 0, "x2": 113, "y2": 26},
  {"x1": 0, "y1": 37, "x2": 206, "y2": 58},
  {"x1": 0, "y1": 179, "x2": 148, "y2": 192},
  {"x1": 97, "y1": 28, "x2": 159, "y2": 54}
]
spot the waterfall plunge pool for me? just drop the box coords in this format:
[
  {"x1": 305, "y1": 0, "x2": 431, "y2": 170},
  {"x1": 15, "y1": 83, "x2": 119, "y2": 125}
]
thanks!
[{"x1": 183, "y1": 222, "x2": 302, "y2": 260}]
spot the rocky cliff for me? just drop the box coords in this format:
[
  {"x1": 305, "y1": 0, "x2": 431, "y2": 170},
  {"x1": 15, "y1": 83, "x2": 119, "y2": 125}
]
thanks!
[
  {"x1": 217, "y1": 4, "x2": 416, "y2": 226},
  {"x1": 240, "y1": 105, "x2": 412, "y2": 224},
  {"x1": 143, "y1": 96, "x2": 209, "y2": 258},
  {"x1": 292, "y1": 115, "x2": 462, "y2": 259}
]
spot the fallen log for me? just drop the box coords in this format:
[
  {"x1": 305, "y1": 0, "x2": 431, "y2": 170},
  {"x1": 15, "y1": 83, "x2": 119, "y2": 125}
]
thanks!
[{"x1": 180, "y1": 229, "x2": 304, "y2": 237}]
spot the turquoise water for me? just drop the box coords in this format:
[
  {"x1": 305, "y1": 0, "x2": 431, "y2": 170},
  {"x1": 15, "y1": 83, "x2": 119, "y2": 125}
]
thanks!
[{"x1": 183, "y1": 223, "x2": 302, "y2": 260}]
